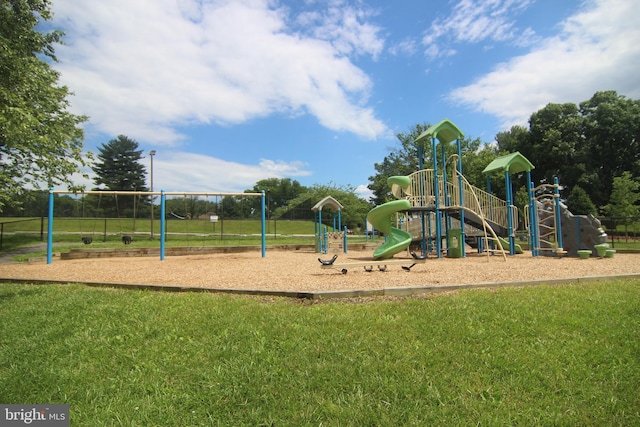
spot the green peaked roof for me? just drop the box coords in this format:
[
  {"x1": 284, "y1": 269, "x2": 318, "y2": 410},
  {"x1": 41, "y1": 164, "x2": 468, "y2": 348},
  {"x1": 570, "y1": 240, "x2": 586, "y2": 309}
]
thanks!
[
  {"x1": 414, "y1": 118, "x2": 465, "y2": 145},
  {"x1": 482, "y1": 151, "x2": 535, "y2": 175}
]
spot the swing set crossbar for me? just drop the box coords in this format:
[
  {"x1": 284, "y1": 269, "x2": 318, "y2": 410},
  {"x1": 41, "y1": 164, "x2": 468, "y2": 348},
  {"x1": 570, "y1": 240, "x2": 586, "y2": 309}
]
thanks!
[{"x1": 51, "y1": 190, "x2": 263, "y2": 197}]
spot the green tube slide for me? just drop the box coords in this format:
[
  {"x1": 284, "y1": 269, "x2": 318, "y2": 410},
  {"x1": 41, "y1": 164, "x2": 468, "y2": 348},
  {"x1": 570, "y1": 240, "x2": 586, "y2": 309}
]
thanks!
[{"x1": 368, "y1": 199, "x2": 412, "y2": 260}]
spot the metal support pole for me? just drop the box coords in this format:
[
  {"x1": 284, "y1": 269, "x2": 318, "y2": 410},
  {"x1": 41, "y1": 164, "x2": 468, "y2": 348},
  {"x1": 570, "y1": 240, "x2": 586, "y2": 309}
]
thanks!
[
  {"x1": 553, "y1": 177, "x2": 564, "y2": 252},
  {"x1": 149, "y1": 150, "x2": 156, "y2": 239},
  {"x1": 160, "y1": 190, "x2": 166, "y2": 260},
  {"x1": 261, "y1": 190, "x2": 266, "y2": 257},
  {"x1": 457, "y1": 139, "x2": 466, "y2": 258},
  {"x1": 528, "y1": 175, "x2": 539, "y2": 256},
  {"x1": 505, "y1": 171, "x2": 515, "y2": 255},
  {"x1": 343, "y1": 226, "x2": 348, "y2": 254},
  {"x1": 47, "y1": 188, "x2": 54, "y2": 264},
  {"x1": 432, "y1": 137, "x2": 442, "y2": 258}
]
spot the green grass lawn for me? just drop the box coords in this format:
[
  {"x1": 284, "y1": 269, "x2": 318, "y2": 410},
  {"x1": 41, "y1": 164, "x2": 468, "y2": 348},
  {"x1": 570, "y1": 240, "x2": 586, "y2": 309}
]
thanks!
[
  {"x1": 0, "y1": 218, "x2": 378, "y2": 261},
  {"x1": 1, "y1": 280, "x2": 639, "y2": 425},
  {"x1": 0, "y1": 217, "x2": 317, "y2": 235}
]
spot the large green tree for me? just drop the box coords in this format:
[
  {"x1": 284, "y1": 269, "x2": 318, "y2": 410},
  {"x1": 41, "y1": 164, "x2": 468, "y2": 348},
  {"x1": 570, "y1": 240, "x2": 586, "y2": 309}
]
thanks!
[
  {"x1": 304, "y1": 183, "x2": 373, "y2": 231},
  {"x1": 527, "y1": 102, "x2": 587, "y2": 190},
  {"x1": 495, "y1": 91, "x2": 640, "y2": 211},
  {"x1": 92, "y1": 135, "x2": 148, "y2": 216},
  {"x1": 250, "y1": 178, "x2": 306, "y2": 218},
  {"x1": 276, "y1": 183, "x2": 372, "y2": 230},
  {"x1": 580, "y1": 91, "x2": 640, "y2": 208},
  {"x1": 93, "y1": 135, "x2": 148, "y2": 191},
  {"x1": 603, "y1": 172, "x2": 640, "y2": 221},
  {"x1": 0, "y1": 0, "x2": 88, "y2": 212},
  {"x1": 367, "y1": 123, "x2": 431, "y2": 205}
]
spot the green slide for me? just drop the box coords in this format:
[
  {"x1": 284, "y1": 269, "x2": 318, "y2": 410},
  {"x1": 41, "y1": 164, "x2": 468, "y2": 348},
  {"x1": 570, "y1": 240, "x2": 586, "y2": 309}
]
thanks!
[
  {"x1": 497, "y1": 236, "x2": 523, "y2": 254},
  {"x1": 367, "y1": 199, "x2": 412, "y2": 260}
]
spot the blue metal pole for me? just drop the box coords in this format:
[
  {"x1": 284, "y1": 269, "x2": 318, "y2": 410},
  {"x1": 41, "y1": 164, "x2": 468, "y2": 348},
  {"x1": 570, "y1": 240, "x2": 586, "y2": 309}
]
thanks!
[
  {"x1": 323, "y1": 226, "x2": 328, "y2": 254},
  {"x1": 441, "y1": 141, "x2": 451, "y2": 247},
  {"x1": 318, "y1": 210, "x2": 323, "y2": 252},
  {"x1": 343, "y1": 226, "x2": 348, "y2": 254},
  {"x1": 47, "y1": 188, "x2": 54, "y2": 264},
  {"x1": 160, "y1": 190, "x2": 166, "y2": 260},
  {"x1": 505, "y1": 171, "x2": 515, "y2": 255},
  {"x1": 261, "y1": 190, "x2": 266, "y2": 257},
  {"x1": 527, "y1": 174, "x2": 538, "y2": 256},
  {"x1": 529, "y1": 179, "x2": 540, "y2": 256},
  {"x1": 432, "y1": 136, "x2": 442, "y2": 258},
  {"x1": 553, "y1": 177, "x2": 563, "y2": 252},
  {"x1": 456, "y1": 139, "x2": 466, "y2": 257},
  {"x1": 418, "y1": 144, "x2": 427, "y2": 256}
]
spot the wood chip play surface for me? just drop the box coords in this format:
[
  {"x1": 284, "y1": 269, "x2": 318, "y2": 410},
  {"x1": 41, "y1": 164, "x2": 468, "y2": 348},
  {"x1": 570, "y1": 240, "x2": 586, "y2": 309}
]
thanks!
[{"x1": 1, "y1": 249, "x2": 638, "y2": 294}]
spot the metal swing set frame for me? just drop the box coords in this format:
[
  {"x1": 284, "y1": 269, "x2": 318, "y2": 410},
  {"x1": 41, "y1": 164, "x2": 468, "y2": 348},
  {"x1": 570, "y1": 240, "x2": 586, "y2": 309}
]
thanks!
[{"x1": 47, "y1": 189, "x2": 267, "y2": 264}]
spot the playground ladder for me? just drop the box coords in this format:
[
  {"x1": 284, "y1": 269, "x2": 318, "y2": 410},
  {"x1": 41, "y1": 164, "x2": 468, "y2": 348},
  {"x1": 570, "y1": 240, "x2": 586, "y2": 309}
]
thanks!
[{"x1": 533, "y1": 194, "x2": 563, "y2": 255}]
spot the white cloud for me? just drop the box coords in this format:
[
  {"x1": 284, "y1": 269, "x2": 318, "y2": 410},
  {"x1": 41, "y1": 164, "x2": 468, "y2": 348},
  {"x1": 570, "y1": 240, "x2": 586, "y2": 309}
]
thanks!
[
  {"x1": 295, "y1": 1, "x2": 384, "y2": 59},
  {"x1": 388, "y1": 38, "x2": 418, "y2": 56},
  {"x1": 421, "y1": 0, "x2": 534, "y2": 59},
  {"x1": 354, "y1": 184, "x2": 374, "y2": 201},
  {"x1": 449, "y1": 0, "x2": 640, "y2": 128},
  {"x1": 51, "y1": 0, "x2": 388, "y2": 145},
  {"x1": 49, "y1": 151, "x2": 310, "y2": 194},
  {"x1": 150, "y1": 152, "x2": 311, "y2": 193}
]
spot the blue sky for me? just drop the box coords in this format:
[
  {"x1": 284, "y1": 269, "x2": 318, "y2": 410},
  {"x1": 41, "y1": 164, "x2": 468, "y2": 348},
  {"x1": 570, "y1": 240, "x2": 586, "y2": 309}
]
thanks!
[{"x1": 49, "y1": 0, "x2": 640, "y2": 199}]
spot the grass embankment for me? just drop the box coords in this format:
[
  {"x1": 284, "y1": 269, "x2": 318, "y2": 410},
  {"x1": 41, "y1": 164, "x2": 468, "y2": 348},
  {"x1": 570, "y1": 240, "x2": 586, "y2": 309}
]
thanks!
[{"x1": 1, "y1": 280, "x2": 639, "y2": 425}]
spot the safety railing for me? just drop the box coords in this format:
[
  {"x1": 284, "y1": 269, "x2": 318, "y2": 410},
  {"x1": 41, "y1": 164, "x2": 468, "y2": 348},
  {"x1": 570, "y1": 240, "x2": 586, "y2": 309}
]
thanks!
[{"x1": 406, "y1": 169, "x2": 513, "y2": 231}]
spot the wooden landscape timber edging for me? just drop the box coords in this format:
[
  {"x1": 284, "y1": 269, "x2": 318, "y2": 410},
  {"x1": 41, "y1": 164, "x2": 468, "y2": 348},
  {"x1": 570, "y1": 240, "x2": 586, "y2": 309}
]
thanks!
[
  {"x1": 60, "y1": 245, "x2": 313, "y2": 259},
  {"x1": 60, "y1": 243, "x2": 378, "y2": 260},
  {"x1": 2, "y1": 273, "x2": 640, "y2": 300}
]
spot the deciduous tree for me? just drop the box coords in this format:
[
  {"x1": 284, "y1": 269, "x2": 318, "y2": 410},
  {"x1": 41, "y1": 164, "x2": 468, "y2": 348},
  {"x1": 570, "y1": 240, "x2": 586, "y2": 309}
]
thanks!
[
  {"x1": 0, "y1": 0, "x2": 88, "y2": 212},
  {"x1": 603, "y1": 172, "x2": 640, "y2": 221}
]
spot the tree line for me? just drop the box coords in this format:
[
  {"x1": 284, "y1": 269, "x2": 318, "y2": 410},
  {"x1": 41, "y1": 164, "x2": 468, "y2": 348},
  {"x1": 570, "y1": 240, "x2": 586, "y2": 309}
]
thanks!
[{"x1": 368, "y1": 91, "x2": 640, "y2": 219}]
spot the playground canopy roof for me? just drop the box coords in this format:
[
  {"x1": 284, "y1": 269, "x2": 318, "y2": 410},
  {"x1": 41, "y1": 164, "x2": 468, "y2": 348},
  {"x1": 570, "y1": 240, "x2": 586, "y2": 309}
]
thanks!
[
  {"x1": 414, "y1": 118, "x2": 465, "y2": 145},
  {"x1": 482, "y1": 151, "x2": 535, "y2": 175},
  {"x1": 311, "y1": 196, "x2": 343, "y2": 212}
]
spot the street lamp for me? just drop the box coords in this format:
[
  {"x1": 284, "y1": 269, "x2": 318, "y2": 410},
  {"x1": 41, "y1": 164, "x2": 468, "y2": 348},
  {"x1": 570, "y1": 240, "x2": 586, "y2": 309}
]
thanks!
[{"x1": 149, "y1": 150, "x2": 156, "y2": 238}]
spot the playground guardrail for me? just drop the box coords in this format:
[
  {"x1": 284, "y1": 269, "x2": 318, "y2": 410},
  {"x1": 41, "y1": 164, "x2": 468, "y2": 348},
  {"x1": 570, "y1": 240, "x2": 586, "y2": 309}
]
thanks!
[{"x1": 406, "y1": 169, "x2": 512, "y2": 231}]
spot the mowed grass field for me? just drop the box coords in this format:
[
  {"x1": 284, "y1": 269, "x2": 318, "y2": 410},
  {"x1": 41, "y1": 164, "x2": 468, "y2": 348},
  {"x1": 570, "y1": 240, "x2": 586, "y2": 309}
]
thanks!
[{"x1": 1, "y1": 279, "x2": 639, "y2": 425}]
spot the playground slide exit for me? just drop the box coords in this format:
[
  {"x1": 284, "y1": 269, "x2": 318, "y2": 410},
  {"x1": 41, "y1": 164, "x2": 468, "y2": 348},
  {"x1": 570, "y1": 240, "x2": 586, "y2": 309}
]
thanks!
[{"x1": 367, "y1": 199, "x2": 412, "y2": 259}]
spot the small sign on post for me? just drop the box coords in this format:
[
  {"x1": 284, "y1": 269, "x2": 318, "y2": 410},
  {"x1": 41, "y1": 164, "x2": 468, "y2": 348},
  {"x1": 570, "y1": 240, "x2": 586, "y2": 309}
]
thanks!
[{"x1": 210, "y1": 215, "x2": 219, "y2": 233}]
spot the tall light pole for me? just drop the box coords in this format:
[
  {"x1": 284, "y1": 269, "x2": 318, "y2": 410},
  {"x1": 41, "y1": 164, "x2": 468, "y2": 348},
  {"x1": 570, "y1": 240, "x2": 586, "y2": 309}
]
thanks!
[{"x1": 149, "y1": 150, "x2": 156, "y2": 238}]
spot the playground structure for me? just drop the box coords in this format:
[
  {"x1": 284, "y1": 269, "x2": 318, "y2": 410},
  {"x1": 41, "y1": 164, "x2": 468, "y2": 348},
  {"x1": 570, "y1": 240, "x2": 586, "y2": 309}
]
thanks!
[
  {"x1": 312, "y1": 196, "x2": 348, "y2": 254},
  {"x1": 361, "y1": 119, "x2": 608, "y2": 260},
  {"x1": 46, "y1": 189, "x2": 267, "y2": 264}
]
